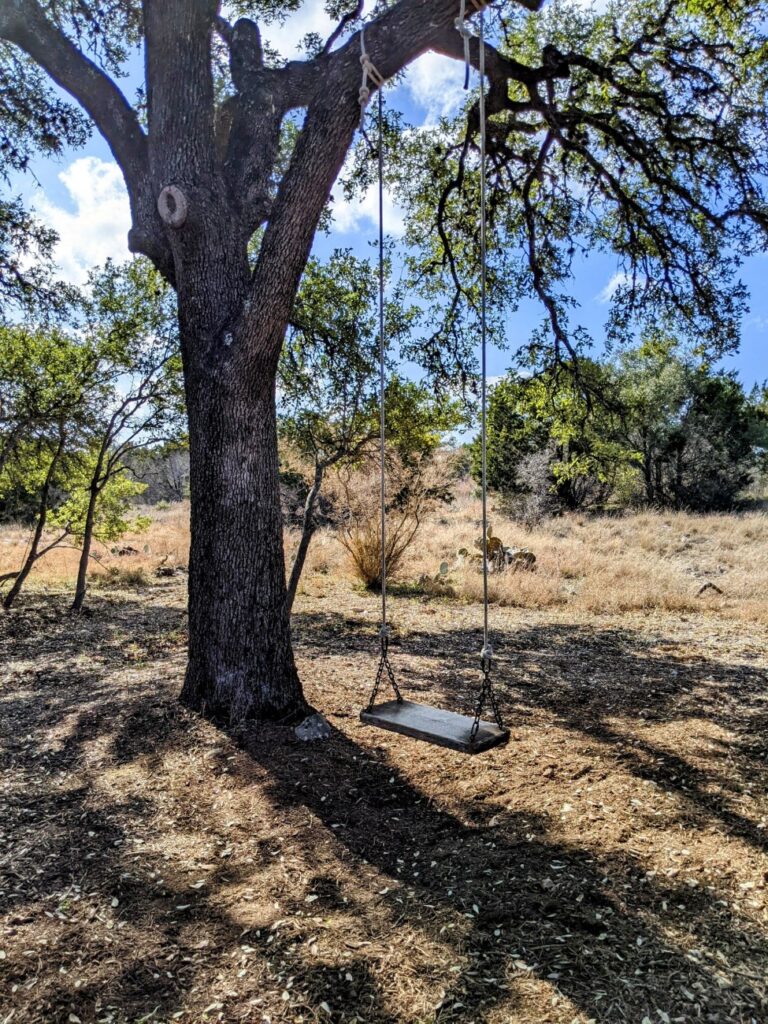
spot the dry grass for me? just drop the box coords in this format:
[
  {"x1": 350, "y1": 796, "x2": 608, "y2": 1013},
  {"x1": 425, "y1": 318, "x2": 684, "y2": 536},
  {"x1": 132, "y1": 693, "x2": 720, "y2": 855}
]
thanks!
[
  {"x1": 2, "y1": 481, "x2": 768, "y2": 625},
  {"x1": 400, "y1": 480, "x2": 768, "y2": 625},
  {"x1": 0, "y1": 503, "x2": 190, "y2": 591}
]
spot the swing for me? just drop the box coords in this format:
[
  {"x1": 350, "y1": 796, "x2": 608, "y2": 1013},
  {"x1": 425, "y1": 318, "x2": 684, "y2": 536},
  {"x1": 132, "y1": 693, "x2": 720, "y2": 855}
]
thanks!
[{"x1": 358, "y1": 7, "x2": 509, "y2": 755}]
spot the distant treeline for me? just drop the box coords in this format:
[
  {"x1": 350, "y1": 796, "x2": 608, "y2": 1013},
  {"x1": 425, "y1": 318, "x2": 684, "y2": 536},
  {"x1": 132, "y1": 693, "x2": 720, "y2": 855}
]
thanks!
[{"x1": 471, "y1": 338, "x2": 768, "y2": 520}]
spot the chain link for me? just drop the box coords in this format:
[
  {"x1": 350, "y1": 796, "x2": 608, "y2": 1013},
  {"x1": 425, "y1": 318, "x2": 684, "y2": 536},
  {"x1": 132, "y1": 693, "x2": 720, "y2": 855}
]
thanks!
[
  {"x1": 366, "y1": 628, "x2": 403, "y2": 710},
  {"x1": 469, "y1": 647, "x2": 505, "y2": 743}
]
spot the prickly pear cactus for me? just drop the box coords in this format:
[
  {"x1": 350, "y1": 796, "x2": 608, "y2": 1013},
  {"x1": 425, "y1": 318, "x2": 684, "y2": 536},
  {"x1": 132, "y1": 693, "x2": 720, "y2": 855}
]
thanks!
[{"x1": 433, "y1": 561, "x2": 450, "y2": 582}]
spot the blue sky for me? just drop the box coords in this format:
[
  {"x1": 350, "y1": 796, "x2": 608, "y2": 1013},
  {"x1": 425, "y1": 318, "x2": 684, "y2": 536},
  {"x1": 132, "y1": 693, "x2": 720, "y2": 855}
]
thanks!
[{"x1": 12, "y1": 0, "x2": 767, "y2": 390}]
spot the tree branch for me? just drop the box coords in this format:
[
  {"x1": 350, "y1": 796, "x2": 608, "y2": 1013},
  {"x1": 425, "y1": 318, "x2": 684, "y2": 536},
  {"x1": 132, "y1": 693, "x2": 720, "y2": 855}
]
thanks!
[
  {"x1": 0, "y1": 0, "x2": 146, "y2": 190},
  {"x1": 0, "y1": 0, "x2": 175, "y2": 277}
]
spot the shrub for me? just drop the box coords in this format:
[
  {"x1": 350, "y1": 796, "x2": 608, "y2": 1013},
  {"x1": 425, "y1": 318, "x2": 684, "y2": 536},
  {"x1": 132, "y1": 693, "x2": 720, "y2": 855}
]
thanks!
[{"x1": 335, "y1": 452, "x2": 456, "y2": 589}]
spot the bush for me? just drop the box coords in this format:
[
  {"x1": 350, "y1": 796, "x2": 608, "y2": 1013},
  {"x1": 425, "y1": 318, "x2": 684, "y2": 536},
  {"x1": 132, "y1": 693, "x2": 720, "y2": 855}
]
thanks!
[
  {"x1": 99, "y1": 566, "x2": 149, "y2": 588},
  {"x1": 335, "y1": 452, "x2": 456, "y2": 589}
]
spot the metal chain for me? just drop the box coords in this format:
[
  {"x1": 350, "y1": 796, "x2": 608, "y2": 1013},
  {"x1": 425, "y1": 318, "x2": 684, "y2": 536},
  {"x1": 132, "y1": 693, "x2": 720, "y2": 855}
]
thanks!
[
  {"x1": 470, "y1": 646, "x2": 504, "y2": 742},
  {"x1": 367, "y1": 626, "x2": 403, "y2": 710}
]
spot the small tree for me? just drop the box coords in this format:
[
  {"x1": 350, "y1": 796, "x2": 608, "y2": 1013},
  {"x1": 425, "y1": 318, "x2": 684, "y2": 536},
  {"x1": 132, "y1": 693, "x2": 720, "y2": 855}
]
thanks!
[
  {"x1": 130, "y1": 441, "x2": 190, "y2": 504},
  {"x1": 50, "y1": 455, "x2": 151, "y2": 564},
  {"x1": 0, "y1": 259, "x2": 183, "y2": 610},
  {"x1": 279, "y1": 251, "x2": 462, "y2": 610},
  {"x1": 472, "y1": 361, "x2": 637, "y2": 512},
  {"x1": 0, "y1": 325, "x2": 99, "y2": 609},
  {"x1": 67, "y1": 258, "x2": 184, "y2": 611},
  {"x1": 618, "y1": 339, "x2": 765, "y2": 510}
]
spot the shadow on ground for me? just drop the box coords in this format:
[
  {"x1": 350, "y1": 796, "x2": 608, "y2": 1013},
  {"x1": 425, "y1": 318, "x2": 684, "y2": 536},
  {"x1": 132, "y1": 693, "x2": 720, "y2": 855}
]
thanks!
[{"x1": 1, "y1": 588, "x2": 766, "y2": 1022}]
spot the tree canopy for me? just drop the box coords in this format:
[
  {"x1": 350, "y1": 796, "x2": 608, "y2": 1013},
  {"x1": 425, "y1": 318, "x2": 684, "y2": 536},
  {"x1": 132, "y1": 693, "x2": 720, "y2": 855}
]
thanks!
[{"x1": 476, "y1": 338, "x2": 768, "y2": 513}]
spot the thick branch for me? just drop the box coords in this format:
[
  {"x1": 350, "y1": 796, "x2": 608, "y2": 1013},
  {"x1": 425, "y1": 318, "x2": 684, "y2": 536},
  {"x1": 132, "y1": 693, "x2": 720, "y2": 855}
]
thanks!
[
  {"x1": 223, "y1": 0, "x2": 546, "y2": 241},
  {"x1": 0, "y1": 0, "x2": 175, "y2": 277},
  {"x1": 0, "y1": 0, "x2": 147, "y2": 196}
]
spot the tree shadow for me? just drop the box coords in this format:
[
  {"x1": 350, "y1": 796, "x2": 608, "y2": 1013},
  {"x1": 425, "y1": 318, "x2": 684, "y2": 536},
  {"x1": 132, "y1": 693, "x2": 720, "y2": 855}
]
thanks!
[
  {"x1": 236, "y1": 720, "x2": 767, "y2": 1022},
  {"x1": 295, "y1": 609, "x2": 768, "y2": 853},
  {"x1": 2, "y1": 592, "x2": 767, "y2": 1022}
]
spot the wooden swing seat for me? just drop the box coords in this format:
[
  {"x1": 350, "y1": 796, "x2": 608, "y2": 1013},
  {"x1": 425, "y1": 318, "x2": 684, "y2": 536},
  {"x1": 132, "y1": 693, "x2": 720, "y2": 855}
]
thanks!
[{"x1": 360, "y1": 699, "x2": 509, "y2": 754}]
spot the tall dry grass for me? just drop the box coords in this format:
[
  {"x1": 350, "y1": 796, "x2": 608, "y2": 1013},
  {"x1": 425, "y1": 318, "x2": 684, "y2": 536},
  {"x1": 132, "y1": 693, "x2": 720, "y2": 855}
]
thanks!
[
  {"x1": 2, "y1": 481, "x2": 767, "y2": 624},
  {"x1": 299, "y1": 478, "x2": 768, "y2": 624},
  {"x1": 332, "y1": 457, "x2": 452, "y2": 589},
  {"x1": 0, "y1": 503, "x2": 190, "y2": 593}
]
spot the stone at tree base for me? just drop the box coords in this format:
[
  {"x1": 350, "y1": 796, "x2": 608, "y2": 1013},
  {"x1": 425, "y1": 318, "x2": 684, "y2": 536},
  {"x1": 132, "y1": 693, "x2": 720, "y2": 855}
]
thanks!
[{"x1": 294, "y1": 713, "x2": 331, "y2": 742}]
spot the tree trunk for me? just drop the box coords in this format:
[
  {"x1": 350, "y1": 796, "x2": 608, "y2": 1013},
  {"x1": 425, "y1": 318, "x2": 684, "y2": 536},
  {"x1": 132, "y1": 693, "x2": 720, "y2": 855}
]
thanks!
[
  {"x1": 642, "y1": 445, "x2": 654, "y2": 504},
  {"x1": 71, "y1": 482, "x2": 99, "y2": 612},
  {"x1": 179, "y1": 361, "x2": 307, "y2": 724},
  {"x1": 286, "y1": 462, "x2": 324, "y2": 614},
  {"x1": 4, "y1": 429, "x2": 65, "y2": 610}
]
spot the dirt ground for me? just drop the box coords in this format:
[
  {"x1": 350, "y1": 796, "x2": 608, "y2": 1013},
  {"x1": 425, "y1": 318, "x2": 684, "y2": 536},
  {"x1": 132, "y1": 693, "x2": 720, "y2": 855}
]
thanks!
[{"x1": 1, "y1": 575, "x2": 767, "y2": 1024}]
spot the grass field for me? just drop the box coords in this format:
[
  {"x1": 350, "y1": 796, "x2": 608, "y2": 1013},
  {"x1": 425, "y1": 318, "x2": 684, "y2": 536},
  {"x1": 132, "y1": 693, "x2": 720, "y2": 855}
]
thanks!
[
  {"x1": 1, "y1": 492, "x2": 767, "y2": 1023},
  {"x1": 3, "y1": 480, "x2": 767, "y2": 624}
]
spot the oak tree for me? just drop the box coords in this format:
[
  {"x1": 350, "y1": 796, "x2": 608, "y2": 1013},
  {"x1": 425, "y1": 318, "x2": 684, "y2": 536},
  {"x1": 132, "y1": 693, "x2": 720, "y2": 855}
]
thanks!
[{"x1": 2, "y1": 0, "x2": 765, "y2": 723}]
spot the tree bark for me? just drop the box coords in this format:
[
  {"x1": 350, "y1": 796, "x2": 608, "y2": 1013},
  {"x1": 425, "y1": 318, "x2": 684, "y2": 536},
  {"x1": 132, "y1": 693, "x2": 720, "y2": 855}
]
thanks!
[
  {"x1": 71, "y1": 480, "x2": 100, "y2": 612},
  {"x1": 286, "y1": 462, "x2": 324, "y2": 614},
  {"x1": 179, "y1": 345, "x2": 306, "y2": 724}
]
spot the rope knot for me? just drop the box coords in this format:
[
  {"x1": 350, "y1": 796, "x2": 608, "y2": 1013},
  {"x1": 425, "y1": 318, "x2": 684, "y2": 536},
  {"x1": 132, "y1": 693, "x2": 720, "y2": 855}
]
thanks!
[
  {"x1": 454, "y1": 15, "x2": 471, "y2": 38},
  {"x1": 358, "y1": 24, "x2": 386, "y2": 119}
]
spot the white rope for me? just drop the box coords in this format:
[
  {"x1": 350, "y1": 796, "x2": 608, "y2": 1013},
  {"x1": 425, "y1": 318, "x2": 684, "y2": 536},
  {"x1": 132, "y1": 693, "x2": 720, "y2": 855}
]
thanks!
[
  {"x1": 376, "y1": 86, "x2": 388, "y2": 634},
  {"x1": 455, "y1": 0, "x2": 472, "y2": 87},
  {"x1": 455, "y1": 0, "x2": 488, "y2": 90},
  {"x1": 454, "y1": 0, "x2": 492, "y2": 665},
  {"x1": 358, "y1": 26, "x2": 390, "y2": 633},
  {"x1": 359, "y1": 24, "x2": 385, "y2": 118},
  {"x1": 477, "y1": 9, "x2": 491, "y2": 666}
]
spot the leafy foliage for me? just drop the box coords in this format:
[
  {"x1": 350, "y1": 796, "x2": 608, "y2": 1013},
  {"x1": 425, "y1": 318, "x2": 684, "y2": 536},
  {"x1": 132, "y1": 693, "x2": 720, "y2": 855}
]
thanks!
[
  {"x1": 617, "y1": 337, "x2": 768, "y2": 510},
  {"x1": 279, "y1": 249, "x2": 464, "y2": 608},
  {"x1": 382, "y1": 0, "x2": 768, "y2": 380},
  {"x1": 0, "y1": 199, "x2": 77, "y2": 317},
  {"x1": 472, "y1": 359, "x2": 638, "y2": 511},
  {"x1": 476, "y1": 338, "x2": 767, "y2": 514},
  {"x1": 0, "y1": 258, "x2": 183, "y2": 608},
  {"x1": 50, "y1": 452, "x2": 151, "y2": 542}
]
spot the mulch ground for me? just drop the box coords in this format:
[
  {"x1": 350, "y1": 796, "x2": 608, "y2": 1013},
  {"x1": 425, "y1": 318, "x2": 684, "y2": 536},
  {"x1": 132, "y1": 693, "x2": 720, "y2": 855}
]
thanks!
[{"x1": 1, "y1": 576, "x2": 767, "y2": 1024}]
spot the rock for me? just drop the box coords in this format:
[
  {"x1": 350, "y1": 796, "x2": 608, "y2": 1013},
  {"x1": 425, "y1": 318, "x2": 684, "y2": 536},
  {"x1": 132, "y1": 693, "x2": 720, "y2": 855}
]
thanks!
[
  {"x1": 294, "y1": 713, "x2": 331, "y2": 742},
  {"x1": 154, "y1": 564, "x2": 187, "y2": 577}
]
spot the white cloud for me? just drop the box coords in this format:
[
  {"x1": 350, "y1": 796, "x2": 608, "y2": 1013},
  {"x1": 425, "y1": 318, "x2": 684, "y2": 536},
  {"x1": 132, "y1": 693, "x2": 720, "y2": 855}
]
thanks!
[
  {"x1": 330, "y1": 182, "x2": 405, "y2": 238},
  {"x1": 598, "y1": 271, "x2": 630, "y2": 303},
  {"x1": 404, "y1": 52, "x2": 466, "y2": 125},
  {"x1": 34, "y1": 157, "x2": 131, "y2": 285},
  {"x1": 263, "y1": 0, "x2": 349, "y2": 60},
  {"x1": 262, "y1": 0, "x2": 398, "y2": 59}
]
